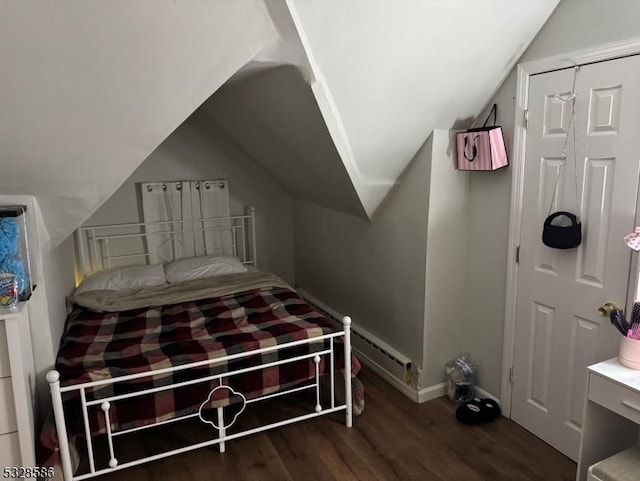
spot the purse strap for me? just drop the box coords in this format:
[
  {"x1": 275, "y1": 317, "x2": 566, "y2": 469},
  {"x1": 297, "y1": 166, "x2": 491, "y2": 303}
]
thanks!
[
  {"x1": 544, "y1": 211, "x2": 579, "y2": 227},
  {"x1": 548, "y1": 66, "x2": 581, "y2": 220}
]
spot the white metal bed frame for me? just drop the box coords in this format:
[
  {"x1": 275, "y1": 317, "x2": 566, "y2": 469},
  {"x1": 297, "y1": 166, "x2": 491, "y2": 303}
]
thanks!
[{"x1": 48, "y1": 207, "x2": 352, "y2": 481}]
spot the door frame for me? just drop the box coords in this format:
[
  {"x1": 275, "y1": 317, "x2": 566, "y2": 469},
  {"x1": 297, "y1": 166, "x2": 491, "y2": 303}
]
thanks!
[{"x1": 501, "y1": 36, "x2": 640, "y2": 417}]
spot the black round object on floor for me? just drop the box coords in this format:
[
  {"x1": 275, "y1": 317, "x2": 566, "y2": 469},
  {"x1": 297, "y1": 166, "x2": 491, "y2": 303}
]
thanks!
[{"x1": 455, "y1": 397, "x2": 501, "y2": 424}]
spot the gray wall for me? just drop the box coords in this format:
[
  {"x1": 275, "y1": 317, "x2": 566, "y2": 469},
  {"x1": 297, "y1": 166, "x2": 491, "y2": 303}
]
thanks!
[
  {"x1": 88, "y1": 109, "x2": 296, "y2": 284},
  {"x1": 422, "y1": 131, "x2": 471, "y2": 388},
  {"x1": 38, "y1": 234, "x2": 75, "y2": 421},
  {"x1": 44, "y1": 236, "x2": 75, "y2": 352},
  {"x1": 293, "y1": 131, "x2": 474, "y2": 390},
  {"x1": 293, "y1": 136, "x2": 432, "y2": 369},
  {"x1": 466, "y1": 0, "x2": 640, "y2": 397},
  {"x1": 521, "y1": 0, "x2": 640, "y2": 63}
]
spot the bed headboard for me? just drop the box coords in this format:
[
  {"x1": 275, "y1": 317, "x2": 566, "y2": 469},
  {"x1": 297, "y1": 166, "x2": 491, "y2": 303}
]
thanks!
[{"x1": 74, "y1": 207, "x2": 257, "y2": 278}]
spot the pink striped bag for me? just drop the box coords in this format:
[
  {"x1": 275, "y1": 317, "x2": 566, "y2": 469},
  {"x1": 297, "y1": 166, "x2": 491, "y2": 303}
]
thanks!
[{"x1": 456, "y1": 104, "x2": 508, "y2": 171}]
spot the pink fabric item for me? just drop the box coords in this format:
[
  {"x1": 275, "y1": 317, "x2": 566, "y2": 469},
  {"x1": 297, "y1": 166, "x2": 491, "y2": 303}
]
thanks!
[
  {"x1": 624, "y1": 227, "x2": 640, "y2": 251},
  {"x1": 456, "y1": 127, "x2": 508, "y2": 171}
]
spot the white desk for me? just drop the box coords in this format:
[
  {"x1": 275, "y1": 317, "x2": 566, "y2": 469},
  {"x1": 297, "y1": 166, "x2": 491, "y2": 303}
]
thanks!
[{"x1": 577, "y1": 358, "x2": 640, "y2": 480}]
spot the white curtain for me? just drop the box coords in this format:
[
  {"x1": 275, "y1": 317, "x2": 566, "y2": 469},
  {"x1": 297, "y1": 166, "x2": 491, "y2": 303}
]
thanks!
[
  {"x1": 141, "y1": 180, "x2": 232, "y2": 264},
  {"x1": 199, "y1": 181, "x2": 233, "y2": 257}
]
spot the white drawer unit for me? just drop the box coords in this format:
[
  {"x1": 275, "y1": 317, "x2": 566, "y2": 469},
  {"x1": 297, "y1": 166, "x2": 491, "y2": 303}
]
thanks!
[
  {"x1": 577, "y1": 359, "x2": 640, "y2": 480},
  {"x1": 0, "y1": 304, "x2": 36, "y2": 475},
  {"x1": 588, "y1": 373, "x2": 640, "y2": 425}
]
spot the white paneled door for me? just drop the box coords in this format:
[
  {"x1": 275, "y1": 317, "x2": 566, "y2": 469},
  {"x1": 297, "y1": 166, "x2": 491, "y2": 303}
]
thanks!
[{"x1": 512, "y1": 55, "x2": 640, "y2": 460}]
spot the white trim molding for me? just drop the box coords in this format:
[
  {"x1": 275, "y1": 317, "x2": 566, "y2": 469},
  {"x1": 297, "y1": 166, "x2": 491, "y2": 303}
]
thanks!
[
  {"x1": 501, "y1": 36, "x2": 640, "y2": 418},
  {"x1": 418, "y1": 383, "x2": 446, "y2": 404},
  {"x1": 417, "y1": 384, "x2": 498, "y2": 405}
]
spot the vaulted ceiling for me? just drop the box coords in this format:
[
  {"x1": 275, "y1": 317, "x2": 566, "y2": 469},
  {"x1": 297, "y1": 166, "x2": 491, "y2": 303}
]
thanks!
[{"x1": 0, "y1": 0, "x2": 561, "y2": 245}]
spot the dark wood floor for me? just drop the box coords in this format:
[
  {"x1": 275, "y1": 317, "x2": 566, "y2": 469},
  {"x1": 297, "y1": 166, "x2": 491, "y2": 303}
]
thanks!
[{"x1": 90, "y1": 367, "x2": 575, "y2": 481}]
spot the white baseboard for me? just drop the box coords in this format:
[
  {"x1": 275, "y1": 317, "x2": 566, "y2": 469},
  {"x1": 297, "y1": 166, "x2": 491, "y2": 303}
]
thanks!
[
  {"x1": 357, "y1": 352, "x2": 500, "y2": 406},
  {"x1": 474, "y1": 386, "x2": 499, "y2": 403},
  {"x1": 356, "y1": 347, "x2": 454, "y2": 404},
  {"x1": 416, "y1": 383, "x2": 498, "y2": 404},
  {"x1": 417, "y1": 382, "x2": 446, "y2": 403}
]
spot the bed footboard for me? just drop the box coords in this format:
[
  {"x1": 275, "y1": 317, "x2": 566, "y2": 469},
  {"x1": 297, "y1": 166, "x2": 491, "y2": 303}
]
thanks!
[{"x1": 48, "y1": 317, "x2": 352, "y2": 481}]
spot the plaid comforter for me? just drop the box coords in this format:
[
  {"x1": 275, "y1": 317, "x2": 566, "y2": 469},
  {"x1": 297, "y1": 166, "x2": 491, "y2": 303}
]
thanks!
[{"x1": 40, "y1": 281, "x2": 358, "y2": 465}]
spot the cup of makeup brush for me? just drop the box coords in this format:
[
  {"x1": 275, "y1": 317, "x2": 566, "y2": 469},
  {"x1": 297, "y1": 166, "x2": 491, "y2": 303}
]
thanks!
[{"x1": 618, "y1": 336, "x2": 640, "y2": 370}]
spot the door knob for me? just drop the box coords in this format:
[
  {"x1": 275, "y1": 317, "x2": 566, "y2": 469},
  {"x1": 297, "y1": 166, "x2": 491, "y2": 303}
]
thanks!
[{"x1": 598, "y1": 303, "x2": 619, "y2": 317}]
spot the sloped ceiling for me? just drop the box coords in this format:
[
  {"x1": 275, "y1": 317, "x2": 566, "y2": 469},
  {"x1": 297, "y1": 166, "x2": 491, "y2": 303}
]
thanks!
[
  {"x1": 201, "y1": 65, "x2": 366, "y2": 218},
  {"x1": 200, "y1": 0, "x2": 562, "y2": 220},
  {"x1": 283, "y1": 0, "x2": 562, "y2": 216},
  {"x1": 0, "y1": 0, "x2": 561, "y2": 246},
  {"x1": 0, "y1": 0, "x2": 277, "y2": 245}
]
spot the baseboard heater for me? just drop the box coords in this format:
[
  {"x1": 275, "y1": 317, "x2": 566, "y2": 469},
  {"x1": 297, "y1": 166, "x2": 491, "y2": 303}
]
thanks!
[{"x1": 298, "y1": 289, "x2": 415, "y2": 388}]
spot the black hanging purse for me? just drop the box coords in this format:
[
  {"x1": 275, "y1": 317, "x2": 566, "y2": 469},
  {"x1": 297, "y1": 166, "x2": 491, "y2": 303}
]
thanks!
[
  {"x1": 542, "y1": 69, "x2": 582, "y2": 250},
  {"x1": 542, "y1": 212, "x2": 582, "y2": 249}
]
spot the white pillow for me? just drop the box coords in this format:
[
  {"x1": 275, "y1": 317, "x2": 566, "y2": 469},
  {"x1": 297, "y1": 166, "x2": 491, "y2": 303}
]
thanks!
[
  {"x1": 75, "y1": 264, "x2": 167, "y2": 295},
  {"x1": 165, "y1": 256, "x2": 248, "y2": 284}
]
